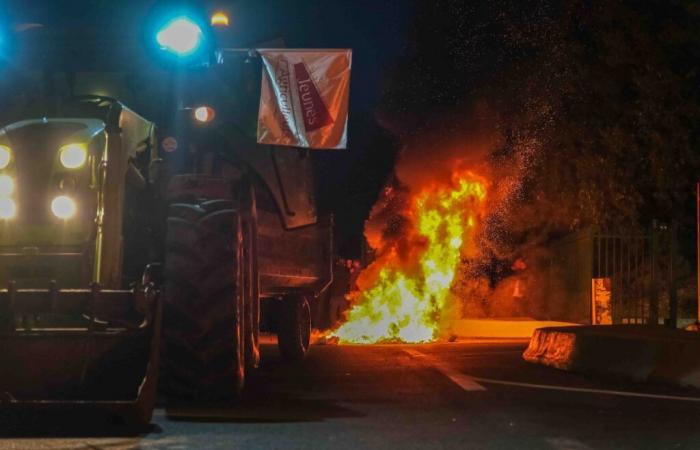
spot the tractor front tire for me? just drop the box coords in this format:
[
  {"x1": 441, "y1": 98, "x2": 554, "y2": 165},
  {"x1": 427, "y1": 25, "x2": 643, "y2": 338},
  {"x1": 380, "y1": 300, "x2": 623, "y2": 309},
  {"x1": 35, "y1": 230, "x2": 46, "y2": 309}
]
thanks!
[
  {"x1": 163, "y1": 200, "x2": 245, "y2": 401},
  {"x1": 277, "y1": 295, "x2": 311, "y2": 362}
]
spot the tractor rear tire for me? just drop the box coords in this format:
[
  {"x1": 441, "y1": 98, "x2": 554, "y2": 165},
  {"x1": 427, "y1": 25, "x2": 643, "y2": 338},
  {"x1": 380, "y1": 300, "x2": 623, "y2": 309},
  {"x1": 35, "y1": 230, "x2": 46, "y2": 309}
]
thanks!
[
  {"x1": 242, "y1": 215, "x2": 260, "y2": 372},
  {"x1": 240, "y1": 184, "x2": 260, "y2": 372},
  {"x1": 277, "y1": 295, "x2": 311, "y2": 362},
  {"x1": 163, "y1": 201, "x2": 245, "y2": 401}
]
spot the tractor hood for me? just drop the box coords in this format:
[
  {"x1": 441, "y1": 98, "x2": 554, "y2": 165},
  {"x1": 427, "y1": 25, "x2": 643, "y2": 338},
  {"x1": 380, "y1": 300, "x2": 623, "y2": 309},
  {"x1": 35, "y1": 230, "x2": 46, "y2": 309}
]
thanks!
[{"x1": 0, "y1": 118, "x2": 105, "y2": 145}]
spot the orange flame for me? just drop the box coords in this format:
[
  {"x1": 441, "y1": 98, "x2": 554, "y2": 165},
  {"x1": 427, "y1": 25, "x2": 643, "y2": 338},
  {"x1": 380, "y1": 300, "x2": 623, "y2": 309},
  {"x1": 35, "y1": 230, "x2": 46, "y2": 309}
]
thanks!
[{"x1": 331, "y1": 171, "x2": 486, "y2": 344}]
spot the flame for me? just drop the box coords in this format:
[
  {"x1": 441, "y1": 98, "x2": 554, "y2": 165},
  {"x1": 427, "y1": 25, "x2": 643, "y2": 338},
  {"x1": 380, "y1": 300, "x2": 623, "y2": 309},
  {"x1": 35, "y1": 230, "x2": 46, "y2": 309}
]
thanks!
[{"x1": 331, "y1": 171, "x2": 486, "y2": 344}]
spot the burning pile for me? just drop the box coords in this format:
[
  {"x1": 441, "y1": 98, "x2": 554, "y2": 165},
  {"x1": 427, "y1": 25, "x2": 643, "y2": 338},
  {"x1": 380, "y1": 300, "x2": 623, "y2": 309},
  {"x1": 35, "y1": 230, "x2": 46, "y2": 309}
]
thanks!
[{"x1": 331, "y1": 171, "x2": 486, "y2": 344}]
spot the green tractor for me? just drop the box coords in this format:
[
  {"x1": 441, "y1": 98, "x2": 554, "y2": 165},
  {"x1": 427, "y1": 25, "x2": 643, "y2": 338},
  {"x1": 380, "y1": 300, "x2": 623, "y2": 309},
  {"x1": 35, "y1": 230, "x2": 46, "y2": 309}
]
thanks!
[
  {"x1": 0, "y1": 6, "x2": 334, "y2": 425},
  {"x1": 0, "y1": 99, "x2": 162, "y2": 425}
]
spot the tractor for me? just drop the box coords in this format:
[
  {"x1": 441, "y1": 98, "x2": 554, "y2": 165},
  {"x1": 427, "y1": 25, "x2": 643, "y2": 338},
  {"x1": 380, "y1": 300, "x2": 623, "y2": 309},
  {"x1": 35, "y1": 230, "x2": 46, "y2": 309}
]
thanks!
[{"x1": 0, "y1": 4, "x2": 334, "y2": 426}]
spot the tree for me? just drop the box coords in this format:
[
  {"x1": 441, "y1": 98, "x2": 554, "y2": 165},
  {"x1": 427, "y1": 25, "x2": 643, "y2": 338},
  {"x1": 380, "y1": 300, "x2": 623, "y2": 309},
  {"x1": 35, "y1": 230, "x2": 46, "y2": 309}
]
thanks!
[{"x1": 379, "y1": 0, "x2": 700, "y2": 253}]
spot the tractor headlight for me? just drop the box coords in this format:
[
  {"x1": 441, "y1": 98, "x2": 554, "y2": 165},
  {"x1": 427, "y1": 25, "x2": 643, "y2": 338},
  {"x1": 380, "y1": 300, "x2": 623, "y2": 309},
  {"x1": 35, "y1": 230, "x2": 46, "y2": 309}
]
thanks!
[
  {"x1": 156, "y1": 16, "x2": 203, "y2": 56},
  {"x1": 51, "y1": 195, "x2": 77, "y2": 220},
  {"x1": 0, "y1": 175, "x2": 14, "y2": 197},
  {"x1": 59, "y1": 143, "x2": 88, "y2": 169},
  {"x1": 0, "y1": 198, "x2": 16, "y2": 219},
  {"x1": 0, "y1": 145, "x2": 11, "y2": 169}
]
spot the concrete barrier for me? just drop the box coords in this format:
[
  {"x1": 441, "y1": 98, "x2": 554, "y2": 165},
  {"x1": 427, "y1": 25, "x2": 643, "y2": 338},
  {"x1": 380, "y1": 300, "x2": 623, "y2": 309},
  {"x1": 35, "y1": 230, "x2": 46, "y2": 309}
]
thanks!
[{"x1": 523, "y1": 325, "x2": 700, "y2": 389}]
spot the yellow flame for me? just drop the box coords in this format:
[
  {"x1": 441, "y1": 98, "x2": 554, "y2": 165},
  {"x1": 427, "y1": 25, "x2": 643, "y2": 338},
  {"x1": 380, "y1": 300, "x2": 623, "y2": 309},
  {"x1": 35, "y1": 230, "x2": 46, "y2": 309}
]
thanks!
[{"x1": 331, "y1": 172, "x2": 486, "y2": 344}]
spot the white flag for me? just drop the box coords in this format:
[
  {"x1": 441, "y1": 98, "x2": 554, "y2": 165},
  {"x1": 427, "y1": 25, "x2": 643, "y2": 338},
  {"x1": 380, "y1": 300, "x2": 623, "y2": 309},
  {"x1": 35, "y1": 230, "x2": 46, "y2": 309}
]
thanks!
[{"x1": 257, "y1": 49, "x2": 352, "y2": 150}]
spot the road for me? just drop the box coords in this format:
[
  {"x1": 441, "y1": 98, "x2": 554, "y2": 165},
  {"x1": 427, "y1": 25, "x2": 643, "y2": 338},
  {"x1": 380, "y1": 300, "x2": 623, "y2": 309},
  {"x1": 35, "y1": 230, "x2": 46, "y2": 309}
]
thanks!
[{"x1": 2, "y1": 339, "x2": 700, "y2": 450}]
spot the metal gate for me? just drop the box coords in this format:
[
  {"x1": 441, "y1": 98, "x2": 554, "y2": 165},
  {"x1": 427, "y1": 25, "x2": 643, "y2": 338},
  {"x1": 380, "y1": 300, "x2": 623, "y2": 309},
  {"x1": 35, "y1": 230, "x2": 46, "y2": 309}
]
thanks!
[
  {"x1": 594, "y1": 233, "x2": 651, "y2": 324},
  {"x1": 548, "y1": 225, "x2": 678, "y2": 325}
]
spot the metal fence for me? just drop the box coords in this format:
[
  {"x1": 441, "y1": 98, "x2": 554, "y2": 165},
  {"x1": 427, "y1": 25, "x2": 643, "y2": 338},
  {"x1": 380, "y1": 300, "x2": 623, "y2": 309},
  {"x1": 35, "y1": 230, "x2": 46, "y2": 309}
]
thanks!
[
  {"x1": 547, "y1": 225, "x2": 680, "y2": 326},
  {"x1": 593, "y1": 233, "x2": 654, "y2": 324}
]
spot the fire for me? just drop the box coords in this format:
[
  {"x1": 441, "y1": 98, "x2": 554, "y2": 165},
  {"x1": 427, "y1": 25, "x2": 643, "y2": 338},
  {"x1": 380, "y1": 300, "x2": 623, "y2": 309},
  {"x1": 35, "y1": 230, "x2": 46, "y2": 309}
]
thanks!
[{"x1": 331, "y1": 171, "x2": 486, "y2": 344}]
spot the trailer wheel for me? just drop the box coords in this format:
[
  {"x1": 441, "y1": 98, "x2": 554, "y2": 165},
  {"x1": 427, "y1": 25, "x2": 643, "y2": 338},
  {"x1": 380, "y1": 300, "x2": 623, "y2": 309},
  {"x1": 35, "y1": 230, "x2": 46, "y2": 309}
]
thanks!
[
  {"x1": 163, "y1": 201, "x2": 245, "y2": 400},
  {"x1": 277, "y1": 295, "x2": 311, "y2": 362}
]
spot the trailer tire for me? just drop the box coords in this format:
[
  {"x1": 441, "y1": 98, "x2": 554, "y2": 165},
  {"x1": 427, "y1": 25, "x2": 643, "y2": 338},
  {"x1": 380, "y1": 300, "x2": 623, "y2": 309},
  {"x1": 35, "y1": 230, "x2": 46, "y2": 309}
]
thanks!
[
  {"x1": 163, "y1": 201, "x2": 245, "y2": 400},
  {"x1": 277, "y1": 295, "x2": 311, "y2": 362}
]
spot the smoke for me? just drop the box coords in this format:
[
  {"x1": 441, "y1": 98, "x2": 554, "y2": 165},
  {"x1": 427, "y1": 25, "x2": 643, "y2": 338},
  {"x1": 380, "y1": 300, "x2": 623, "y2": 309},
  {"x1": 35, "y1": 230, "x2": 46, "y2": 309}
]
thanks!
[
  {"x1": 395, "y1": 106, "x2": 499, "y2": 190},
  {"x1": 364, "y1": 99, "x2": 567, "y2": 321},
  {"x1": 366, "y1": 102, "x2": 501, "y2": 250},
  {"x1": 353, "y1": 0, "x2": 598, "y2": 323}
]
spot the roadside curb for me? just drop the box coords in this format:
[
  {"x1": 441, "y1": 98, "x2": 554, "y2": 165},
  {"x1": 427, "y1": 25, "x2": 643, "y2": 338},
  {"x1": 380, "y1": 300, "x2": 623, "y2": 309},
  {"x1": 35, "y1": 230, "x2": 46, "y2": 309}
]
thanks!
[
  {"x1": 451, "y1": 319, "x2": 579, "y2": 339},
  {"x1": 523, "y1": 325, "x2": 700, "y2": 389}
]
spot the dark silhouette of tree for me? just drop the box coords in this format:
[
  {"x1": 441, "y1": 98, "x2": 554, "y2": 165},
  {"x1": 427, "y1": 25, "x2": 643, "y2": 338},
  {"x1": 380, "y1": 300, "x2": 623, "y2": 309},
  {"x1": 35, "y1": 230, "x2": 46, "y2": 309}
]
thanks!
[{"x1": 380, "y1": 0, "x2": 700, "y2": 245}]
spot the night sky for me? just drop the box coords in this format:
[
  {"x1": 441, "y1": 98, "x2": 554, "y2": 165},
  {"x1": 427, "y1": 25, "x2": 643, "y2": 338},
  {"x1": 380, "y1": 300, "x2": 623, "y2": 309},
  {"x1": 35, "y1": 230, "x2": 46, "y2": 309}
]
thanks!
[{"x1": 3, "y1": 0, "x2": 698, "y2": 262}]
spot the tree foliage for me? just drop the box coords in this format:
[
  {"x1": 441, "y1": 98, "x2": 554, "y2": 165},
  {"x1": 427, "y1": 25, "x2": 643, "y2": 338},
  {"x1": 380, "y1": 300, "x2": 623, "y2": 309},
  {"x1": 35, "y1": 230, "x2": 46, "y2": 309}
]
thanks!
[{"x1": 380, "y1": 0, "x2": 700, "y2": 244}]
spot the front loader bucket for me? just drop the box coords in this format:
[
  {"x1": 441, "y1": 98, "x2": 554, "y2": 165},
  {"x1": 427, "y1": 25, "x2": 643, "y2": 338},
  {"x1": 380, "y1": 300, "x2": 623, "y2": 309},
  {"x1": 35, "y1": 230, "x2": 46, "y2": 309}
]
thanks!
[{"x1": 0, "y1": 283, "x2": 161, "y2": 427}]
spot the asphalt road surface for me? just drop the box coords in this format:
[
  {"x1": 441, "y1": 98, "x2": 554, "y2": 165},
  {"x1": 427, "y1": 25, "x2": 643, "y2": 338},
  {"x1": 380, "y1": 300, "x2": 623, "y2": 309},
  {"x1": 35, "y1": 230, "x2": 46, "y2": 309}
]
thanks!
[{"x1": 2, "y1": 338, "x2": 700, "y2": 450}]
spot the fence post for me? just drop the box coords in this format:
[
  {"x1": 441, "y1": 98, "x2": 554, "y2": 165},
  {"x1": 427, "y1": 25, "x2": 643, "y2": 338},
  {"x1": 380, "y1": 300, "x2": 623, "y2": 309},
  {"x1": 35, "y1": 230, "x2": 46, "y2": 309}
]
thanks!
[
  {"x1": 649, "y1": 221, "x2": 659, "y2": 325},
  {"x1": 668, "y1": 221, "x2": 678, "y2": 329}
]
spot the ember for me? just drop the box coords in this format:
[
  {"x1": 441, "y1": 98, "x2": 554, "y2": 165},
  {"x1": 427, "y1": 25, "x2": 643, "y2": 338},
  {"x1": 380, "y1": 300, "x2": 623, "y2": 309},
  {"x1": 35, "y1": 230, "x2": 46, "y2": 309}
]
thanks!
[{"x1": 330, "y1": 171, "x2": 486, "y2": 344}]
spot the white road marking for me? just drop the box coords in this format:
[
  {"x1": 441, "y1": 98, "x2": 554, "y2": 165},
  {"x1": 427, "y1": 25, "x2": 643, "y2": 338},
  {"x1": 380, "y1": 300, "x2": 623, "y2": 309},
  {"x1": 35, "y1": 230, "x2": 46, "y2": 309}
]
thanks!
[
  {"x1": 545, "y1": 437, "x2": 594, "y2": 450},
  {"x1": 440, "y1": 370, "x2": 488, "y2": 392},
  {"x1": 469, "y1": 376, "x2": 700, "y2": 402},
  {"x1": 403, "y1": 348, "x2": 427, "y2": 358},
  {"x1": 403, "y1": 349, "x2": 486, "y2": 391},
  {"x1": 404, "y1": 348, "x2": 700, "y2": 403}
]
